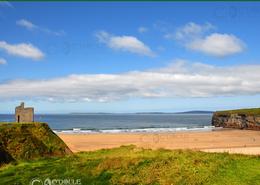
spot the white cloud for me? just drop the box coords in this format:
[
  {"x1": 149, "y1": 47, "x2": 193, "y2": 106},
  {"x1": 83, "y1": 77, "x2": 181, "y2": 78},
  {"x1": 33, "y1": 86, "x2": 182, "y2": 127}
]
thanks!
[
  {"x1": 16, "y1": 19, "x2": 37, "y2": 30},
  {"x1": 96, "y1": 31, "x2": 155, "y2": 57},
  {"x1": 138, "y1": 26, "x2": 148, "y2": 33},
  {"x1": 16, "y1": 19, "x2": 65, "y2": 36},
  {"x1": 1, "y1": 59, "x2": 260, "y2": 102},
  {"x1": 41, "y1": 28, "x2": 65, "y2": 37},
  {"x1": 173, "y1": 22, "x2": 215, "y2": 40},
  {"x1": 167, "y1": 22, "x2": 244, "y2": 57},
  {"x1": 0, "y1": 41, "x2": 44, "y2": 60},
  {"x1": 187, "y1": 33, "x2": 245, "y2": 57},
  {"x1": 0, "y1": 58, "x2": 7, "y2": 65}
]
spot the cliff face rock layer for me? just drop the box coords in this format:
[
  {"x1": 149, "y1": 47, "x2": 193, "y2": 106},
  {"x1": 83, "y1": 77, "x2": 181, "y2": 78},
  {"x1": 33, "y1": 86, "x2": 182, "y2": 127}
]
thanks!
[
  {"x1": 212, "y1": 108, "x2": 260, "y2": 130},
  {"x1": 0, "y1": 122, "x2": 72, "y2": 165}
]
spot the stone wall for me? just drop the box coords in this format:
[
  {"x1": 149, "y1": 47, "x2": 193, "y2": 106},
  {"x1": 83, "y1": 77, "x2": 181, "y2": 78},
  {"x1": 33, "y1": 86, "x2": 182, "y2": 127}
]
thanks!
[
  {"x1": 212, "y1": 113, "x2": 260, "y2": 130},
  {"x1": 15, "y1": 102, "x2": 34, "y2": 123}
]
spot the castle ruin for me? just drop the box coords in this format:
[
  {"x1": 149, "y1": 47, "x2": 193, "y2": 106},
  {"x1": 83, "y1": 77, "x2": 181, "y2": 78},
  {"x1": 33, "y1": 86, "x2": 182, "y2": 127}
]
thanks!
[{"x1": 15, "y1": 102, "x2": 34, "y2": 123}]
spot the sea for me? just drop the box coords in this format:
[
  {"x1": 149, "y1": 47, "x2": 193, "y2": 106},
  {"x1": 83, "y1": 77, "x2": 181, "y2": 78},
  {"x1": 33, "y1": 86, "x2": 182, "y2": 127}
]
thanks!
[{"x1": 0, "y1": 113, "x2": 215, "y2": 134}]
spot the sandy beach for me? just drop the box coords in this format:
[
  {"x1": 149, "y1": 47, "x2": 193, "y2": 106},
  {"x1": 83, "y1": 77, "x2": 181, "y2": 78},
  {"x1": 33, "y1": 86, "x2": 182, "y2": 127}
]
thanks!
[{"x1": 59, "y1": 129, "x2": 260, "y2": 155}]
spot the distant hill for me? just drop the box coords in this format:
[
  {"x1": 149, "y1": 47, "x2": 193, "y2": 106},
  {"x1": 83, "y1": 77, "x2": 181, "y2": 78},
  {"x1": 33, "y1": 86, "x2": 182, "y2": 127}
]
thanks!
[
  {"x1": 70, "y1": 111, "x2": 214, "y2": 115},
  {"x1": 175, "y1": 111, "x2": 214, "y2": 114},
  {"x1": 69, "y1": 112, "x2": 113, "y2": 115},
  {"x1": 136, "y1": 111, "x2": 214, "y2": 114}
]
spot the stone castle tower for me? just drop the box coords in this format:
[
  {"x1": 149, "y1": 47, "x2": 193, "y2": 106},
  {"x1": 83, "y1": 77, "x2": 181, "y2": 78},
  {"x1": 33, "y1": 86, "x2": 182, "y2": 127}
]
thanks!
[{"x1": 15, "y1": 102, "x2": 34, "y2": 123}]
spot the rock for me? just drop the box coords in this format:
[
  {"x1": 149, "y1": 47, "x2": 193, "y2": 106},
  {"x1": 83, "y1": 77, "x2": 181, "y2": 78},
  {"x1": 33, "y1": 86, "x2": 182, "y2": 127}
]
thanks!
[{"x1": 212, "y1": 110, "x2": 260, "y2": 130}]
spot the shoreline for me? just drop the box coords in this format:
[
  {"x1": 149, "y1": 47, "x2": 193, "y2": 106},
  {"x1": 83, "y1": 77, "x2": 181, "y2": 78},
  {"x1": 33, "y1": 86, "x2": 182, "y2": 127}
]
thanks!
[
  {"x1": 58, "y1": 129, "x2": 260, "y2": 155},
  {"x1": 53, "y1": 125, "x2": 218, "y2": 134}
]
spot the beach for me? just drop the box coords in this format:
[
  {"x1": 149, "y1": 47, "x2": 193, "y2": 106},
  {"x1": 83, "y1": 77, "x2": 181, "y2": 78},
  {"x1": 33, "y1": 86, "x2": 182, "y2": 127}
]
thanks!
[{"x1": 59, "y1": 129, "x2": 260, "y2": 155}]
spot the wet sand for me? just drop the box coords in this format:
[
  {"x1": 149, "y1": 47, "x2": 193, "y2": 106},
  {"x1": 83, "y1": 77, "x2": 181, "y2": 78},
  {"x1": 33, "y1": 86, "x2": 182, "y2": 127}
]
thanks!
[{"x1": 58, "y1": 129, "x2": 260, "y2": 155}]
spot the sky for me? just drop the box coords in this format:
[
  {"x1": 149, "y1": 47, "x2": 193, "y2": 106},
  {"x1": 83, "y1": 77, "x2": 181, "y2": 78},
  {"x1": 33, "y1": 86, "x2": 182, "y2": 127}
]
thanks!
[{"x1": 0, "y1": 2, "x2": 260, "y2": 113}]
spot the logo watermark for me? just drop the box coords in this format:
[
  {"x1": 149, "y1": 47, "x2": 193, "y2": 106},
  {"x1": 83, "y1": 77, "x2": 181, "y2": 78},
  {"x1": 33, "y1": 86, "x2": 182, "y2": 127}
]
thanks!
[{"x1": 30, "y1": 177, "x2": 81, "y2": 185}]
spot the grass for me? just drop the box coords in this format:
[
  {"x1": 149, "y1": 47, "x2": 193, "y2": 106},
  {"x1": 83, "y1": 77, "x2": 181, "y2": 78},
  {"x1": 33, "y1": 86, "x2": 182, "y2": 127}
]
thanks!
[
  {"x1": 215, "y1": 108, "x2": 260, "y2": 116},
  {"x1": 0, "y1": 145, "x2": 260, "y2": 185},
  {"x1": 0, "y1": 122, "x2": 71, "y2": 164}
]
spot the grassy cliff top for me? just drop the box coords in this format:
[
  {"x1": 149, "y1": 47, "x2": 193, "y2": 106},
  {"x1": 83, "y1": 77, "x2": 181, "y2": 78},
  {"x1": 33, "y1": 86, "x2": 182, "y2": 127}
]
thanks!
[
  {"x1": 215, "y1": 108, "x2": 260, "y2": 116},
  {"x1": 0, "y1": 145, "x2": 260, "y2": 185},
  {"x1": 0, "y1": 122, "x2": 72, "y2": 165}
]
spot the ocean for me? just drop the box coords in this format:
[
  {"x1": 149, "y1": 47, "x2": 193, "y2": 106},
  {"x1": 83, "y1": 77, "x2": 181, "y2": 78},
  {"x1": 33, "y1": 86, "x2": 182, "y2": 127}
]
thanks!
[{"x1": 0, "y1": 113, "x2": 215, "y2": 133}]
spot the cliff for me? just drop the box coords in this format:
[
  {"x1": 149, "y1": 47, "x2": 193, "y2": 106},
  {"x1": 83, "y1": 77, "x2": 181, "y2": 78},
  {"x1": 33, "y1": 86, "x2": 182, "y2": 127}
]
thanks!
[
  {"x1": 212, "y1": 108, "x2": 260, "y2": 130},
  {"x1": 0, "y1": 122, "x2": 72, "y2": 165}
]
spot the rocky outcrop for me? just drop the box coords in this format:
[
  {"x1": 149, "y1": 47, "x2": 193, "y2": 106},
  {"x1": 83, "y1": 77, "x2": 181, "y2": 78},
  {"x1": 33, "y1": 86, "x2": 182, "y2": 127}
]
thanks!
[
  {"x1": 212, "y1": 112, "x2": 260, "y2": 130},
  {"x1": 0, "y1": 122, "x2": 72, "y2": 165}
]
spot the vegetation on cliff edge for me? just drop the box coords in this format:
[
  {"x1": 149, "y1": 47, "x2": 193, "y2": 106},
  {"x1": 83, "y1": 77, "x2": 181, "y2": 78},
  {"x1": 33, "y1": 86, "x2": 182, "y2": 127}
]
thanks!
[
  {"x1": 215, "y1": 108, "x2": 260, "y2": 116},
  {"x1": 0, "y1": 122, "x2": 72, "y2": 165}
]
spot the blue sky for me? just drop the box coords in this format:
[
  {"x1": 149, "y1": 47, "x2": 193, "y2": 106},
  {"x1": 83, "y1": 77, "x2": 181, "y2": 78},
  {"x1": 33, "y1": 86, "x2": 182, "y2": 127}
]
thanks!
[{"x1": 0, "y1": 2, "x2": 260, "y2": 113}]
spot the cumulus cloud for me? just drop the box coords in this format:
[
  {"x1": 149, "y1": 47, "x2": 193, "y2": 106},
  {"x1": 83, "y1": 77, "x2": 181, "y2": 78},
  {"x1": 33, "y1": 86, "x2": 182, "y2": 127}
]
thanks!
[
  {"x1": 0, "y1": 41, "x2": 44, "y2": 60},
  {"x1": 0, "y1": 58, "x2": 7, "y2": 65},
  {"x1": 187, "y1": 33, "x2": 245, "y2": 57},
  {"x1": 16, "y1": 19, "x2": 65, "y2": 36},
  {"x1": 166, "y1": 22, "x2": 244, "y2": 57},
  {"x1": 0, "y1": 59, "x2": 260, "y2": 102},
  {"x1": 96, "y1": 31, "x2": 155, "y2": 57},
  {"x1": 138, "y1": 26, "x2": 148, "y2": 33}
]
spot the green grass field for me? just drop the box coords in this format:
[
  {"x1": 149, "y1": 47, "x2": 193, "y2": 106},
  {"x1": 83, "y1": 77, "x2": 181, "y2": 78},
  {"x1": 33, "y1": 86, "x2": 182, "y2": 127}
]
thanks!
[{"x1": 0, "y1": 145, "x2": 260, "y2": 185}]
